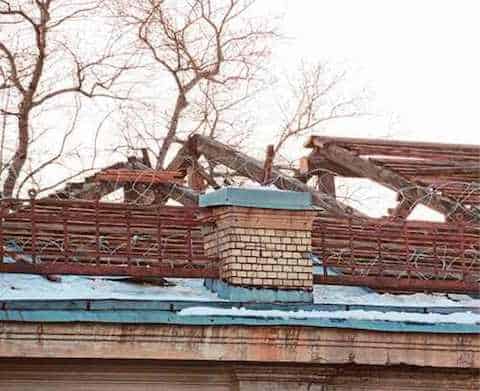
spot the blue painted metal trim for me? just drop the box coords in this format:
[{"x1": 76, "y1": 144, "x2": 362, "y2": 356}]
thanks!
[
  {"x1": 0, "y1": 299, "x2": 478, "y2": 334},
  {"x1": 199, "y1": 187, "x2": 313, "y2": 210},
  {"x1": 1, "y1": 299, "x2": 479, "y2": 314},
  {"x1": 204, "y1": 278, "x2": 313, "y2": 303},
  {"x1": 0, "y1": 309, "x2": 478, "y2": 334}
]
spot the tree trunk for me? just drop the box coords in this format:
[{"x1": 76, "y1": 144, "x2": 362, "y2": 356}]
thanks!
[
  {"x1": 3, "y1": 109, "x2": 29, "y2": 198},
  {"x1": 156, "y1": 94, "x2": 187, "y2": 169}
]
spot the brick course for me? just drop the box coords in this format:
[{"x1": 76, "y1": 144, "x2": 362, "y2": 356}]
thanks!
[{"x1": 203, "y1": 207, "x2": 316, "y2": 290}]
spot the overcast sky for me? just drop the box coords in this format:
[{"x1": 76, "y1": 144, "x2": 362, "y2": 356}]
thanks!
[
  {"x1": 254, "y1": 0, "x2": 478, "y2": 218},
  {"x1": 269, "y1": 0, "x2": 479, "y2": 144},
  {"x1": 3, "y1": 0, "x2": 477, "y2": 218}
]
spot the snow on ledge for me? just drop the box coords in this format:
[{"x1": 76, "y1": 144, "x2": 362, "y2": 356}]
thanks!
[{"x1": 179, "y1": 307, "x2": 480, "y2": 325}]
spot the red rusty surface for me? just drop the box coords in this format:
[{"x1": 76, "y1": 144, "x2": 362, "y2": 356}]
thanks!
[
  {"x1": 312, "y1": 216, "x2": 480, "y2": 294},
  {"x1": 306, "y1": 136, "x2": 480, "y2": 207},
  {"x1": 95, "y1": 169, "x2": 184, "y2": 184},
  {"x1": 0, "y1": 197, "x2": 478, "y2": 293},
  {"x1": 0, "y1": 197, "x2": 218, "y2": 278}
]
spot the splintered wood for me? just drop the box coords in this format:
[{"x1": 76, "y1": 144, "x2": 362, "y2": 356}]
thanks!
[
  {"x1": 304, "y1": 135, "x2": 480, "y2": 221},
  {"x1": 95, "y1": 169, "x2": 184, "y2": 184}
]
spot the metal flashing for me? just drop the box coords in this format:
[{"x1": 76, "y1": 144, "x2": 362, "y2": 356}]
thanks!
[{"x1": 199, "y1": 187, "x2": 313, "y2": 210}]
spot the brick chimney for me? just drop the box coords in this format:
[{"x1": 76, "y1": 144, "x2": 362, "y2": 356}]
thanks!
[{"x1": 200, "y1": 188, "x2": 316, "y2": 303}]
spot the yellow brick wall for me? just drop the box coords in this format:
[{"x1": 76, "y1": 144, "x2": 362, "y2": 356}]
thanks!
[{"x1": 203, "y1": 220, "x2": 314, "y2": 290}]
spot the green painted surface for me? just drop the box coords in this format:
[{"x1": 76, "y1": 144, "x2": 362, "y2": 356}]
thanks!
[
  {"x1": 199, "y1": 187, "x2": 314, "y2": 210},
  {"x1": 0, "y1": 299, "x2": 478, "y2": 334},
  {"x1": 0, "y1": 309, "x2": 478, "y2": 334}
]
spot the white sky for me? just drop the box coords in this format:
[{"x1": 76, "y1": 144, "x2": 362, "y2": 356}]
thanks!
[
  {"x1": 257, "y1": 0, "x2": 479, "y2": 218},
  {"x1": 273, "y1": 0, "x2": 479, "y2": 144}
]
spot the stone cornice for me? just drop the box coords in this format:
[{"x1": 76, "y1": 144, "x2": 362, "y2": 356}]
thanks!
[{"x1": 0, "y1": 322, "x2": 478, "y2": 368}]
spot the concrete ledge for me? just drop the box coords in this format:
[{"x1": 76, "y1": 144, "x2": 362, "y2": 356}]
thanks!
[
  {"x1": 1, "y1": 322, "x2": 478, "y2": 368},
  {"x1": 205, "y1": 278, "x2": 313, "y2": 303}
]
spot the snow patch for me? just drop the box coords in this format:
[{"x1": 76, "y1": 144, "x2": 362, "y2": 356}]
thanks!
[
  {"x1": 179, "y1": 306, "x2": 480, "y2": 325},
  {"x1": 314, "y1": 285, "x2": 480, "y2": 307},
  {"x1": 0, "y1": 274, "x2": 220, "y2": 301}
]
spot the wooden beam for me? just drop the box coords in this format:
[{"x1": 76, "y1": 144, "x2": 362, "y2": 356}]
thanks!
[
  {"x1": 128, "y1": 159, "x2": 199, "y2": 206},
  {"x1": 141, "y1": 148, "x2": 152, "y2": 168},
  {"x1": 262, "y1": 145, "x2": 275, "y2": 185},
  {"x1": 306, "y1": 135, "x2": 480, "y2": 160},
  {"x1": 95, "y1": 169, "x2": 184, "y2": 184},
  {"x1": 187, "y1": 163, "x2": 207, "y2": 192},
  {"x1": 388, "y1": 197, "x2": 416, "y2": 219},
  {"x1": 191, "y1": 134, "x2": 365, "y2": 219},
  {"x1": 318, "y1": 173, "x2": 336, "y2": 197},
  {"x1": 262, "y1": 145, "x2": 275, "y2": 186},
  {"x1": 48, "y1": 162, "x2": 129, "y2": 201},
  {"x1": 310, "y1": 139, "x2": 479, "y2": 222},
  {"x1": 299, "y1": 152, "x2": 358, "y2": 177},
  {"x1": 414, "y1": 164, "x2": 480, "y2": 177},
  {"x1": 156, "y1": 183, "x2": 199, "y2": 206},
  {"x1": 166, "y1": 144, "x2": 192, "y2": 175}
]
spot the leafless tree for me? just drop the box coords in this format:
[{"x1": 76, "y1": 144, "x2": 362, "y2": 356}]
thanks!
[
  {"x1": 0, "y1": 0, "x2": 136, "y2": 198},
  {"x1": 273, "y1": 62, "x2": 369, "y2": 163},
  {"x1": 114, "y1": 0, "x2": 275, "y2": 169}
]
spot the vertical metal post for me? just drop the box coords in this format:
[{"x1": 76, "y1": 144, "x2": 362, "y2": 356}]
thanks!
[
  {"x1": 95, "y1": 196, "x2": 100, "y2": 267},
  {"x1": 404, "y1": 222, "x2": 410, "y2": 281},
  {"x1": 0, "y1": 200, "x2": 4, "y2": 263},
  {"x1": 29, "y1": 189, "x2": 37, "y2": 264},
  {"x1": 157, "y1": 208, "x2": 162, "y2": 265},
  {"x1": 460, "y1": 220, "x2": 465, "y2": 282},
  {"x1": 320, "y1": 223, "x2": 327, "y2": 277},
  {"x1": 187, "y1": 210, "x2": 193, "y2": 263},
  {"x1": 126, "y1": 205, "x2": 131, "y2": 267},
  {"x1": 62, "y1": 203, "x2": 69, "y2": 262},
  {"x1": 432, "y1": 227, "x2": 438, "y2": 281},
  {"x1": 348, "y1": 218, "x2": 355, "y2": 276},
  {"x1": 376, "y1": 224, "x2": 382, "y2": 276}
]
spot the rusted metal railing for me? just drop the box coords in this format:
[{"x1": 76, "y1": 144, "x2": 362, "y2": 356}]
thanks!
[
  {"x1": 0, "y1": 196, "x2": 218, "y2": 278},
  {"x1": 312, "y1": 216, "x2": 480, "y2": 293},
  {"x1": 0, "y1": 195, "x2": 478, "y2": 293}
]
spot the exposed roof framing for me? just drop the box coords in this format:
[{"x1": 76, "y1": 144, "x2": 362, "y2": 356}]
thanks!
[
  {"x1": 190, "y1": 134, "x2": 366, "y2": 219},
  {"x1": 305, "y1": 135, "x2": 480, "y2": 161},
  {"x1": 95, "y1": 169, "x2": 184, "y2": 184},
  {"x1": 43, "y1": 157, "x2": 199, "y2": 206},
  {"x1": 305, "y1": 136, "x2": 480, "y2": 222}
]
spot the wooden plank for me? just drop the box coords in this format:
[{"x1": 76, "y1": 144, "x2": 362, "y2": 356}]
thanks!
[
  {"x1": 95, "y1": 169, "x2": 184, "y2": 184},
  {"x1": 262, "y1": 145, "x2": 275, "y2": 185},
  {"x1": 311, "y1": 139, "x2": 479, "y2": 222},
  {"x1": 306, "y1": 135, "x2": 480, "y2": 160},
  {"x1": 192, "y1": 134, "x2": 366, "y2": 219},
  {"x1": 388, "y1": 197, "x2": 416, "y2": 219}
]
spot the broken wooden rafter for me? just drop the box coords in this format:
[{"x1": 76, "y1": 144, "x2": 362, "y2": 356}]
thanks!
[
  {"x1": 414, "y1": 163, "x2": 480, "y2": 178},
  {"x1": 388, "y1": 197, "x2": 416, "y2": 219},
  {"x1": 302, "y1": 151, "x2": 480, "y2": 207},
  {"x1": 129, "y1": 159, "x2": 199, "y2": 206},
  {"x1": 299, "y1": 154, "x2": 356, "y2": 178},
  {"x1": 47, "y1": 161, "x2": 129, "y2": 201},
  {"x1": 262, "y1": 145, "x2": 275, "y2": 185},
  {"x1": 306, "y1": 135, "x2": 480, "y2": 161},
  {"x1": 141, "y1": 148, "x2": 152, "y2": 168},
  {"x1": 156, "y1": 183, "x2": 199, "y2": 206},
  {"x1": 95, "y1": 169, "x2": 184, "y2": 184},
  {"x1": 310, "y1": 139, "x2": 480, "y2": 222},
  {"x1": 191, "y1": 134, "x2": 365, "y2": 219},
  {"x1": 166, "y1": 144, "x2": 192, "y2": 174}
]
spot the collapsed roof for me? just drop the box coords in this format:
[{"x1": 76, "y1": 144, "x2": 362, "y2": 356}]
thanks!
[{"x1": 1, "y1": 134, "x2": 479, "y2": 294}]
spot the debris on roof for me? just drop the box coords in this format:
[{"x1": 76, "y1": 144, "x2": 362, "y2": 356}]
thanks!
[{"x1": 0, "y1": 134, "x2": 479, "y2": 295}]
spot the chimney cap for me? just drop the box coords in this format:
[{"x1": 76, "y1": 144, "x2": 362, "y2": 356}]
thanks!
[{"x1": 199, "y1": 187, "x2": 313, "y2": 210}]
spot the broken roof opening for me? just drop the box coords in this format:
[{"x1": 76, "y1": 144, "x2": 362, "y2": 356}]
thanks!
[{"x1": 0, "y1": 134, "x2": 478, "y2": 295}]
